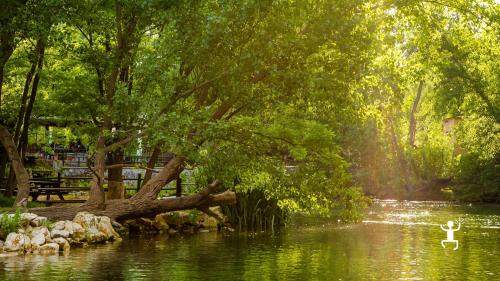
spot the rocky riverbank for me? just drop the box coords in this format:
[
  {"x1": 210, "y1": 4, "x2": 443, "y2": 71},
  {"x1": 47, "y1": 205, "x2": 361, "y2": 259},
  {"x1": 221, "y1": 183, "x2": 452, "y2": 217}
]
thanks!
[
  {"x1": 0, "y1": 207, "x2": 227, "y2": 256},
  {"x1": 0, "y1": 212, "x2": 120, "y2": 256}
]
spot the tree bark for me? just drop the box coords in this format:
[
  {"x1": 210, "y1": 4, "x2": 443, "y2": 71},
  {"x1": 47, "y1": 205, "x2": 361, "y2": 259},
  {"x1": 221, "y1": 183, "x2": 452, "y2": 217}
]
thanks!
[
  {"x1": 19, "y1": 40, "x2": 45, "y2": 160},
  {"x1": 142, "y1": 145, "x2": 160, "y2": 186},
  {"x1": 107, "y1": 149, "x2": 124, "y2": 199},
  {"x1": 0, "y1": 125, "x2": 30, "y2": 204},
  {"x1": 409, "y1": 80, "x2": 424, "y2": 148},
  {"x1": 132, "y1": 156, "x2": 185, "y2": 202},
  {"x1": 86, "y1": 132, "x2": 107, "y2": 207},
  {"x1": 13, "y1": 60, "x2": 37, "y2": 144},
  {"x1": 29, "y1": 180, "x2": 236, "y2": 222},
  {"x1": 7, "y1": 39, "x2": 46, "y2": 196}
]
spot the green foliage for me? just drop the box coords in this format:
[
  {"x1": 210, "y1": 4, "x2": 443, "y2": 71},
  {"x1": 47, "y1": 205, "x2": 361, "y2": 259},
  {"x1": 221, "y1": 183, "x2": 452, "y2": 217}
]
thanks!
[
  {"x1": 0, "y1": 194, "x2": 15, "y2": 208},
  {"x1": 222, "y1": 189, "x2": 289, "y2": 232},
  {"x1": 1, "y1": 0, "x2": 498, "y2": 221},
  {"x1": 452, "y1": 116, "x2": 500, "y2": 202},
  {"x1": 0, "y1": 209, "x2": 22, "y2": 239}
]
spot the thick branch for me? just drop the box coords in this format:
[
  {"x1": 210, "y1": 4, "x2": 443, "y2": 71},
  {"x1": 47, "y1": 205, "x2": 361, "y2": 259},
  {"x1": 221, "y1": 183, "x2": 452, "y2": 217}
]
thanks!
[{"x1": 0, "y1": 125, "x2": 30, "y2": 205}]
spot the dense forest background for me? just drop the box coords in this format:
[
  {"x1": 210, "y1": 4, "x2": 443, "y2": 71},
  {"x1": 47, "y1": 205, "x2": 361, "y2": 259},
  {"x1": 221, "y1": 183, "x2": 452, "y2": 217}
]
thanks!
[{"x1": 0, "y1": 0, "x2": 498, "y2": 224}]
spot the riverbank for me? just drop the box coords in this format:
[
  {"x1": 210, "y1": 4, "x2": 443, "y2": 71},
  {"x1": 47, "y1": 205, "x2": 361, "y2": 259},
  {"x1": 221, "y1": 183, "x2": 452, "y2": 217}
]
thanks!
[{"x1": 0, "y1": 207, "x2": 227, "y2": 256}]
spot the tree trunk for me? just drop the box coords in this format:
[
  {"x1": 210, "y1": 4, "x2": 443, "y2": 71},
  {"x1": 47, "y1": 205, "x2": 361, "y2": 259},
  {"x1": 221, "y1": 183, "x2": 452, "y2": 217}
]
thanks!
[
  {"x1": 409, "y1": 80, "x2": 424, "y2": 147},
  {"x1": 13, "y1": 60, "x2": 37, "y2": 144},
  {"x1": 0, "y1": 32, "x2": 15, "y2": 111},
  {"x1": 6, "y1": 40, "x2": 46, "y2": 196},
  {"x1": 0, "y1": 125, "x2": 30, "y2": 204},
  {"x1": 107, "y1": 149, "x2": 124, "y2": 199},
  {"x1": 0, "y1": 151, "x2": 7, "y2": 188},
  {"x1": 142, "y1": 145, "x2": 160, "y2": 186},
  {"x1": 87, "y1": 132, "x2": 106, "y2": 207},
  {"x1": 29, "y1": 180, "x2": 236, "y2": 222},
  {"x1": 132, "y1": 156, "x2": 185, "y2": 202},
  {"x1": 19, "y1": 39, "x2": 45, "y2": 160}
]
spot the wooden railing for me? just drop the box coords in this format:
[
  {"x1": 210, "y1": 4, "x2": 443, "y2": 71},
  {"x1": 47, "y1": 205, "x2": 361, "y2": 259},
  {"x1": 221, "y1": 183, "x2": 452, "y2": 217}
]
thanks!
[{"x1": 0, "y1": 173, "x2": 194, "y2": 205}]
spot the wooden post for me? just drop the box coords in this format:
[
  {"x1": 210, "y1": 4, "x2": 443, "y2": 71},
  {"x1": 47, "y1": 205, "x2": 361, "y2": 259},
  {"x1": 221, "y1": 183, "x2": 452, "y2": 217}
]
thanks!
[
  {"x1": 176, "y1": 176, "x2": 182, "y2": 197},
  {"x1": 136, "y1": 173, "x2": 142, "y2": 192},
  {"x1": 57, "y1": 172, "x2": 61, "y2": 188}
]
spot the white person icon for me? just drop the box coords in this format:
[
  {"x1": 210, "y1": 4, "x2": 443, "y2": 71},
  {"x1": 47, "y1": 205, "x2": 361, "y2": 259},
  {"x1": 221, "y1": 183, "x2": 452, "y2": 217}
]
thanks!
[{"x1": 440, "y1": 219, "x2": 461, "y2": 250}]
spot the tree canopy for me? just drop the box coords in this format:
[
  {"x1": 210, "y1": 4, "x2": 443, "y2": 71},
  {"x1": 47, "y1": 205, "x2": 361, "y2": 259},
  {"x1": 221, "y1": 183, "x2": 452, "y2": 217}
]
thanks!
[{"x1": 0, "y1": 0, "x2": 498, "y2": 223}]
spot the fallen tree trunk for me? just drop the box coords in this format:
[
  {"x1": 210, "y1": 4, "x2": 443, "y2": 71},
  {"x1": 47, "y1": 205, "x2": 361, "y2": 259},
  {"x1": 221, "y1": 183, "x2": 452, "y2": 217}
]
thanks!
[{"x1": 28, "y1": 180, "x2": 236, "y2": 222}]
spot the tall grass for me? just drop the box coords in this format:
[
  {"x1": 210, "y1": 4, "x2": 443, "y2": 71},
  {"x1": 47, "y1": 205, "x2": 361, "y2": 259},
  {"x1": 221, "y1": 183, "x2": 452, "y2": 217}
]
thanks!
[
  {"x1": 222, "y1": 189, "x2": 288, "y2": 232},
  {"x1": 0, "y1": 209, "x2": 22, "y2": 239}
]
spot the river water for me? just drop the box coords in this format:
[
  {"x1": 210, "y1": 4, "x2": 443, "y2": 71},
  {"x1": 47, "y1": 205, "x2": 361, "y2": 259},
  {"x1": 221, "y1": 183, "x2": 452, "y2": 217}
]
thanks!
[{"x1": 1, "y1": 200, "x2": 499, "y2": 280}]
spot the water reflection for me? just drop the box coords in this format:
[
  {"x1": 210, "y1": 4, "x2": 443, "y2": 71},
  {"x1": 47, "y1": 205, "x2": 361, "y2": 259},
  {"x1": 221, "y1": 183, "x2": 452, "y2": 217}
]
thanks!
[{"x1": 0, "y1": 201, "x2": 498, "y2": 280}]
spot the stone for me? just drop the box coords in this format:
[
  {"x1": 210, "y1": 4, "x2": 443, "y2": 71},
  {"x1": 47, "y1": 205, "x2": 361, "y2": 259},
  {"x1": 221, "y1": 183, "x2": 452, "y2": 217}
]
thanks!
[
  {"x1": 30, "y1": 216, "x2": 48, "y2": 227},
  {"x1": 52, "y1": 237, "x2": 70, "y2": 252},
  {"x1": 111, "y1": 221, "x2": 128, "y2": 236},
  {"x1": 73, "y1": 212, "x2": 120, "y2": 243},
  {"x1": 52, "y1": 221, "x2": 66, "y2": 230},
  {"x1": 30, "y1": 231, "x2": 45, "y2": 246},
  {"x1": 31, "y1": 227, "x2": 51, "y2": 243},
  {"x1": 4, "y1": 233, "x2": 30, "y2": 252},
  {"x1": 97, "y1": 216, "x2": 121, "y2": 241},
  {"x1": 201, "y1": 217, "x2": 219, "y2": 229},
  {"x1": 50, "y1": 229, "x2": 70, "y2": 239},
  {"x1": 38, "y1": 243, "x2": 59, "y2": 254},
  {"x1": 20, "y1": 213, "x2": 38, "y2": 224},
  {"x1": 154, "y1": 214, "x2": 170, "y2": 231},
  {"x1": 64, "y1": 221, "x2": 85, "y2": 242}
]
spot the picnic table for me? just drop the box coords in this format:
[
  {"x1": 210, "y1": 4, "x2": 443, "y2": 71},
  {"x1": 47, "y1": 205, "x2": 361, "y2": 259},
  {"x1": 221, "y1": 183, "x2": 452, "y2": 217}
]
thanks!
[{"x1": 30, "y1": 179, "x2": 65, "y2": 201}]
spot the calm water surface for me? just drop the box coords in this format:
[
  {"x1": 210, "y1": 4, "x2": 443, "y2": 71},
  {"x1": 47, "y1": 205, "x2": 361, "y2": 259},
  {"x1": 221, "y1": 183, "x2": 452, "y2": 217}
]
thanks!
[{"x1": 0, "y1": 200, "x2": 499, "y2": 280}]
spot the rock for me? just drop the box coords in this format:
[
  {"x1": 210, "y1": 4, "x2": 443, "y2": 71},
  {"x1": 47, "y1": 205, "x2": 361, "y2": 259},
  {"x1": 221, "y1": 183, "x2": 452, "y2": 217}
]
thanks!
[
  {"x1": 73, "y1": 212, "x2": 120, "y2": 243},
  {"x1": 30, "y1": 231, "x2": 45, "y2": 246},
  {"x1": 31, "y1": 227, "x2": 51, "y2": 243},
  {"x1": 123, "y1": 219, "x2": 144, "y2": 234},
  {"x1": 111, "y1": 221, "x2": 128, "y2": 235},
  {"x1": 154, "y1": 214, "x2": 170, "y2": 231},
  {"x1": 38, "y1": 243, "x2": 59, "y2": 254},
  {"x1": 30, "y1": 216, "x2": 48, "y2": 227},
  {"x1": 201, "y1": 217, "x2": 219, "y2": 229},
  {"x1": 97, "y1": 216, "x2": 121, "y2": 241},
  {"x1": 50, "y1": 229, "x2": 70, "y2": 239},
  {"x1": 4, "y1": 233, "x2": 30, "y2": 252},
  {"x1": 52, "y1": 221, "x2": 66, "y2": 230},
  {"x1": 64, "y1": 221, "x2": 85, "y2": 242},
  {"x1": 0, "y1": 240, "x2": 4, "y2": 250},
  {"x1": 20, "y1": 213, "x2": 38, "y2": 226},
  {"x1": 52, "y1": 237, "x2": 70, "y2": 252}
]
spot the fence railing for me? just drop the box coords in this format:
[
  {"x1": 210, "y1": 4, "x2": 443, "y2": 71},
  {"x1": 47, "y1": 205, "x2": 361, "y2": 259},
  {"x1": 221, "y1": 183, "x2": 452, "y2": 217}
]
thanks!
[{"x1": 0, "y1": 172, "x2": 194, "y2": 197}]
